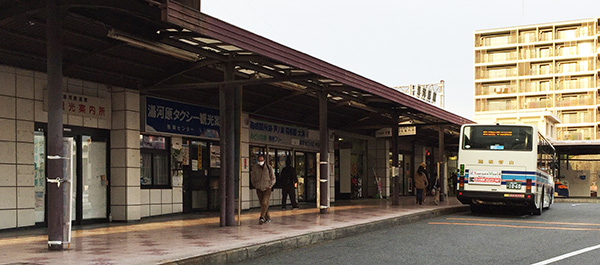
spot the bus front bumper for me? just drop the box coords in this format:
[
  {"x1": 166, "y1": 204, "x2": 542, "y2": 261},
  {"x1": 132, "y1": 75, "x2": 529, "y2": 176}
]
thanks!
[{"x1": 457, "y1": 190, "x2": 536, "y2": 207}]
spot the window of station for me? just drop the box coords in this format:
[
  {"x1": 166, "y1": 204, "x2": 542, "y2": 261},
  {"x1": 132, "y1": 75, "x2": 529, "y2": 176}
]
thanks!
[{"x1": 140, "y1": 135, "x2": 171, "y2": 188}]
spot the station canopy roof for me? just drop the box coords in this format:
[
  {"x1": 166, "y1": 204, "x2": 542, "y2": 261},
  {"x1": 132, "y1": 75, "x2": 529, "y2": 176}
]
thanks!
[
  {"x1": 0, "y1": 0, "x2": 473, "y2": 146},
  {"x1": 552, "y1": 140, "x2": 600, "y2": 156}
]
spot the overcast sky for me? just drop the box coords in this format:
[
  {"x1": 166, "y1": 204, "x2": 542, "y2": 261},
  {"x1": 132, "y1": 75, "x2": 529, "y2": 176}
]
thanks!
[{"x1": 202, "y1": 0, "x2": 600, "y2": 120}]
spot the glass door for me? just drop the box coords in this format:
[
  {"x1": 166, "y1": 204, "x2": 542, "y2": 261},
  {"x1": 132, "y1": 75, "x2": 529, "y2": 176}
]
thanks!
[
  {"x1": 81, "y1": 136, "x2": 108, "y2": 220},
  {"x1": 34, "y1": 132, "x2": 46, "y2": 223},
  {"x1": 295, "y1": 152, "x2": 306, "y2": 201},
  {"x1": 295, "y1": 151, "x2": 317, "y2": 202},
  {"x1": 33, "y1": 126, "x2": 109, "y2": 225}
]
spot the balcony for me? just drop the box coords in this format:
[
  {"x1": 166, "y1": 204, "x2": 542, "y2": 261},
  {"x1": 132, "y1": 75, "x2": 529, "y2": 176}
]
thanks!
[
  {"x1": 520, "y1": 81, "x2": 551, "y2": 93},
  {"x1": 559, "y1": 128, "x2": 593, "y2": 140},
  {"x1": 556, "y1": 45, "x2": 594, "y2": 57},
  {"x1": 518, "y1": 32, "x2": 536, "y2": 43},
  {"x1": 556, "y1": 96, "x2": 593, "y2": 107},
  {"x1": 476, "y1": 85, "x2": 516, "y2": 96},
  {"x1": 556, "y1": 78, "x2": 593, "y2": 90},
  {"x1": 522, "y1": 99, "x2": 552, "y2": 109},
  {"x1": 476, "y1": 52, "x2": 517, "y2": 64},
  {"x1": 476, "y1": 100, "x2": 516, "y2": 112},
  {"x1": 555, "y1": 27, "x2": 593, "y2": 41},
  {"x1": 559, "y1": 112, "x2": 593, "y2": 123},
  {"x1": 555, "y1": 62, "x2": 592, "y2": 74},
  {"x1": 476, "y1": 68, "x2": 517, "y2": 79},
  {"x1": 539, "y1": 31, "x2": 553, "y2": 42},
  {"x1": 477, "y1": 35, "x2": 517, "y2": 47},
  {"x1": 524, "y1": 66, "x2": 553, "y2": 76},
  {"x1": 520, "y1": 48, "x2": 553, "y2": 60}
]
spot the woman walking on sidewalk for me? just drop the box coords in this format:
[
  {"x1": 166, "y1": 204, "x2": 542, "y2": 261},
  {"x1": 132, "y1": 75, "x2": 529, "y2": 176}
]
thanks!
[{"x1": 414, "y1": 162, "x2": 428, "y2": 205}]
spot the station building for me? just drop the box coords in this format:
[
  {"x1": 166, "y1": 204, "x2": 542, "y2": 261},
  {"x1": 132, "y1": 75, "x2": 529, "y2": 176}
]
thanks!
[{"x1": 0, "y1": 0, "x2": 472, "y2": 230}]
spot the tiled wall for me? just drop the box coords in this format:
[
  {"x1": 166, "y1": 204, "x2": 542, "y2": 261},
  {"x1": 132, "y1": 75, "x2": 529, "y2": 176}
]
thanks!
[
  {"x1": 0, "y1": 65, "x2": 112, "y2": 229},
  {"x1": 110, "y1": 88, "x2": 141, "y2": 221}
]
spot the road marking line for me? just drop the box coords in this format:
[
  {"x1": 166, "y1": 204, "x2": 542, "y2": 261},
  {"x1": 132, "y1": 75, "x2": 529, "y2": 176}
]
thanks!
[
  {"x1": 447, "y1": 217, "x2": 600, "y2": 227},
  {"x1": 530, "y1": 244, "x2": 600, "y2": 265},
  {"x1": 429, "y1": 222, "x2": 600, "y2": 231}
]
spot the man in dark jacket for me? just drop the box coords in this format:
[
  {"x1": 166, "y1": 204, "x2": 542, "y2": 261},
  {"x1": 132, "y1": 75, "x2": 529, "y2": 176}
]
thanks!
[{"x1": 280, "y1": 157, "x2": 299, "y2": 210}]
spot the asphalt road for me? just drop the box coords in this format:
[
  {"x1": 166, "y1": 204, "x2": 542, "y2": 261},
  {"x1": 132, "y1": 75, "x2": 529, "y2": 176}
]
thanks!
[{"x1": 236, "y1": 203, "x2": 600, "y2": 265}]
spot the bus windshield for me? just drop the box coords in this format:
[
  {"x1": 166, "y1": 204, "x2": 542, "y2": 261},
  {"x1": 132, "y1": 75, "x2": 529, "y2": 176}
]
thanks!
[{"x1": 462, "y1": 125, "x2": 533, "y2": 151}]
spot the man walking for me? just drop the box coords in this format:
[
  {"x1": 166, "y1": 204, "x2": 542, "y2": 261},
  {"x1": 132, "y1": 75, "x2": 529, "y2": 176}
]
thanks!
[
  {"x1": 280, "y1": 157, "x2": 299, "y2": 210},
  {"x1": 251, "y1": 155, "x2": 276, "y2": 224}
]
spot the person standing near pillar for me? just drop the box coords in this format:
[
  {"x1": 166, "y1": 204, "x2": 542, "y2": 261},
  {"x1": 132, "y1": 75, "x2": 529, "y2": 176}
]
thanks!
[
  {"x1": 251, "y1": 155, "x2": 276, "y2": 224},
  {"x1": 414, "y1": 162, "x2": 429, "y2": 205},
  {"x1": 280, "y1": 157, "x2": 299, "y2": 210}
]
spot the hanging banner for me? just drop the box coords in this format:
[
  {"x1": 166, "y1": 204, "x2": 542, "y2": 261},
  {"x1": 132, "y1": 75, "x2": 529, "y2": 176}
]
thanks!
[
  {"x1": 248, "y1": 118, "x2": 319, "y2": 150},
  {"x1": 144, "y1": 96, "x2": 220, "y2": 139}
]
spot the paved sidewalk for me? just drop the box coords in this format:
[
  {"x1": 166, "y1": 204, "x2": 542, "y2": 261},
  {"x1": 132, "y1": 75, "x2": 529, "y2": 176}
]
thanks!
[{"x1": 0, "y1": 196, "x2": 467, "y2": 265}]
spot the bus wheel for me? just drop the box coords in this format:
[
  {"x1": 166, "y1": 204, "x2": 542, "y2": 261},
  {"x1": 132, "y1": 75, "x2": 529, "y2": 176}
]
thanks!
[
  {"x1": 532, "y1": 190, "x2": 543, "y2": 215},
  {"x1": 543, "y1": 188, "x2": 552, "y2": 210}
]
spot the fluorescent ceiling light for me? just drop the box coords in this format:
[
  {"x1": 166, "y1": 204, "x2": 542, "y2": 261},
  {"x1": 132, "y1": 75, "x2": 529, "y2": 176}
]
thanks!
[{"x1": 107, "y1": 29, "x2": 201, "y2": 62}]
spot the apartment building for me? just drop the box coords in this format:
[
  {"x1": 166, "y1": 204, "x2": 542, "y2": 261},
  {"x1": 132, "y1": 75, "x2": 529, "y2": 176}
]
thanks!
[{"x1": 474, "y1": 18, "x2": 600, "y2": 141}]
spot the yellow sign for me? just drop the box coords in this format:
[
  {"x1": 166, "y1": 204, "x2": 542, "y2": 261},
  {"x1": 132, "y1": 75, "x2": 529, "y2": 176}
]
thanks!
[
  {"x1": 482, "y1": 130, "x2": 513, "y2": 137},
  {"x1": 197, "y1": 145, "x2": 203, "y2": 170}
]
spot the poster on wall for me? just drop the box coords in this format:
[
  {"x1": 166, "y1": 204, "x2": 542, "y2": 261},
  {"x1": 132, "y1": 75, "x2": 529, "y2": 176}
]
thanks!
[
  {"x1": 210, "y1": 145, "x2": 220, "y2": 168},
  {"x1": 144, "y1": 96, "x2": 220, "y2": 139},
  {"x1": 191, "y1": 160, "x2": 198, "y2": 171},
  {"x1": 181, "y1": 144, "x2": 189, "y2": 166}
]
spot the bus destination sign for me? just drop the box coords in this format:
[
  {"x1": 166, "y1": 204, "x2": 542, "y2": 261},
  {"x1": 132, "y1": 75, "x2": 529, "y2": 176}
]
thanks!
[{"x1": 482, "y1": 130, "x2": 513, "y2": 137}]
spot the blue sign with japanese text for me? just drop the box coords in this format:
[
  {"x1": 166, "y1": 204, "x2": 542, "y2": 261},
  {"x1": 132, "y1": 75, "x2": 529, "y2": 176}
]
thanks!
[{"x1": 145, "y1": 97, "x2": 220, "y2": 139}]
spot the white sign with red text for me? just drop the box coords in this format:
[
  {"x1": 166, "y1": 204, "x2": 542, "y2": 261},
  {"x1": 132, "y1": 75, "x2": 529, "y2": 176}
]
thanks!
[
  {"x1": 469, "y1": 170, "x2": 502, "y2": 185},
  {"x1": 44, "y1": 91, "x2": 111, "y2": 120}
]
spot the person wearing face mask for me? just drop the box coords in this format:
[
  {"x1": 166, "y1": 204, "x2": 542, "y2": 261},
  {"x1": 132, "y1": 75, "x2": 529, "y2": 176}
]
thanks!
[{"x1": 251, "y1": 155, "x2": 276, "y2": 224}]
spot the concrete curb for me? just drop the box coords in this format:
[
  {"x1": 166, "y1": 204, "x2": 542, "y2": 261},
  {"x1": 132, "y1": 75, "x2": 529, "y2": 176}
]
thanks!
[
  {"x1": 555, "y1": 198, "x2": 600, "y2": 204},
  {"x1": 161, "y1": 205, "x2": 469, "y2": 265}
]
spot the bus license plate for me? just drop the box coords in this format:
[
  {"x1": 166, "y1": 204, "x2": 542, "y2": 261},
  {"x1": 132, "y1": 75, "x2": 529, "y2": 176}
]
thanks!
[{"x1": 506, "y1": 182, "x2": 521, "y2": 189}]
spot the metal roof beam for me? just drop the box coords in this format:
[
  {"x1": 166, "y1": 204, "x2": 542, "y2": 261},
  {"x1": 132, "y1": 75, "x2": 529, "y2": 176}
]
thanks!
[
  {"x1": 252, "y1": 90, "x2": 312, "y2": 114},
  {"x1": 143, "y1": 74, "x2": 316, "y2": 92},
  {"x1": 142, "y1": 59, "x2": 220, "y2": 88},
  {"x1": 0, "y1": 0, "x2": 44, "y2": 26}
]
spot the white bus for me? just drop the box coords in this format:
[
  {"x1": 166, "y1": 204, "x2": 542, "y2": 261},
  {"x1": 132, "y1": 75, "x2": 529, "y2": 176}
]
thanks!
[{"x1": 456, "y1": 124, "x2": 556, "y2": 214}]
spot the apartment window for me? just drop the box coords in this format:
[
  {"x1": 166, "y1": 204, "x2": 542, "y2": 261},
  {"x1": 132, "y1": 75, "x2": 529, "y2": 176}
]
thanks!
[
  {"x1": 140, "y1": 135, "x2": 171, "y2": 188},
  {"x1": 538, "y1": 47, "x2": 551, "y2": 58}
]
